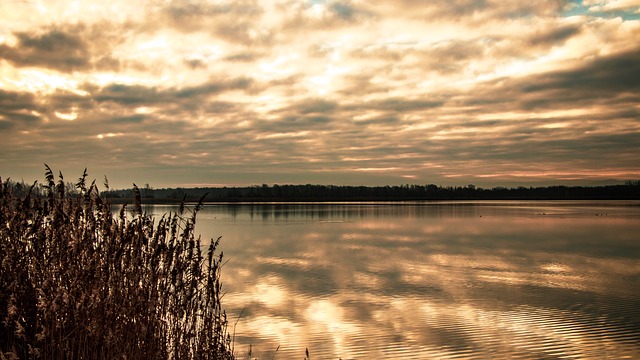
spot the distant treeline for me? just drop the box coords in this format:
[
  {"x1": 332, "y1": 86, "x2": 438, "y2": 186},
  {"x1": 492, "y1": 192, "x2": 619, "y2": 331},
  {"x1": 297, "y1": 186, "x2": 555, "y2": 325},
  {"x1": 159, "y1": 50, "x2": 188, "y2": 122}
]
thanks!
[{"x1": 96, "y1": 181, "x2": 640, "y2": 202}]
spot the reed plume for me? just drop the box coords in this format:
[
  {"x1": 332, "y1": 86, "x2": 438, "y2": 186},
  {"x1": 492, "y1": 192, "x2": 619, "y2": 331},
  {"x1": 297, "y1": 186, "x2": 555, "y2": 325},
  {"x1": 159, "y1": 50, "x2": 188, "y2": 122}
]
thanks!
[{"x1": 0, "y1": 166, "x2": 233, "y2": 359}]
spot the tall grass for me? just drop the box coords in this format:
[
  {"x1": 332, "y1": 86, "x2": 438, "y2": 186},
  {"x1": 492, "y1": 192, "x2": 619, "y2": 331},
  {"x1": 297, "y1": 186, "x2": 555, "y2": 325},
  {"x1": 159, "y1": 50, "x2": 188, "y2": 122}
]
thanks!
[{"x1": 0, "y1": 167, "x2": 234, "y2": 359}]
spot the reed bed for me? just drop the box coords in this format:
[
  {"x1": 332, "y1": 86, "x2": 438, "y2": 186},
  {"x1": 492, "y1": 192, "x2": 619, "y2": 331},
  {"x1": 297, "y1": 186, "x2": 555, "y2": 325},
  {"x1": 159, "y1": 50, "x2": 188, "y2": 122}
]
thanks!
[{"x1": 0, "y1": 167, "x2": 234, "y2": 359}]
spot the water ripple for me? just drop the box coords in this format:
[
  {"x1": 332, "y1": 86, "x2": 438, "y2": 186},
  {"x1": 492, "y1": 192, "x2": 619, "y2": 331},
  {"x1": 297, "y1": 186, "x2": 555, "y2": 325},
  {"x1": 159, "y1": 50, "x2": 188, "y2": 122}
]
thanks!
[{"x1": 165, "y1": 202, "x2": 640, "y2": 359}]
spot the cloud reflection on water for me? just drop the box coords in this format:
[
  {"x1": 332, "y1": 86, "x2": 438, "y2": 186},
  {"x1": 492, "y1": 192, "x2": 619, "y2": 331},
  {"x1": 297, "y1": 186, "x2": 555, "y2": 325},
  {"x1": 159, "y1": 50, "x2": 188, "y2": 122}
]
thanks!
[{"x1": 182, "y1": 202, "x2": 640, "y2": 359}]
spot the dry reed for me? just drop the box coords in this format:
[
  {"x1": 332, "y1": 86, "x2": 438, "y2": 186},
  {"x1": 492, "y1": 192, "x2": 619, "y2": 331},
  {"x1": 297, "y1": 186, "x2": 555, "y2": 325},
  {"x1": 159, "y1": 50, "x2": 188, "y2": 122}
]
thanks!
[{"x1": 0, "y1": 166, "x2": 234, "y2": 359}]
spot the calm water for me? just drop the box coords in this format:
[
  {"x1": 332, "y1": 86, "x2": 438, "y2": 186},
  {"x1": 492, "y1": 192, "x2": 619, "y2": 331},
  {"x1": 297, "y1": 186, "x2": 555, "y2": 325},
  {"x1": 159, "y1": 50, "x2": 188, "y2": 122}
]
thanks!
[{"x1": 142, "y1": 201, "x2": 640, "y2": 359}]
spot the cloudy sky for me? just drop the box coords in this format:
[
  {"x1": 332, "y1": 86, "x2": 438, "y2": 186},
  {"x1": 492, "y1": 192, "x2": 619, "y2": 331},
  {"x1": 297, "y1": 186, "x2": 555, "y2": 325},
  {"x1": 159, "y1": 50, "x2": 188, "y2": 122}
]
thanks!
[{"x1": 1, "y1": 0, "x2": 639, "y2": 189}]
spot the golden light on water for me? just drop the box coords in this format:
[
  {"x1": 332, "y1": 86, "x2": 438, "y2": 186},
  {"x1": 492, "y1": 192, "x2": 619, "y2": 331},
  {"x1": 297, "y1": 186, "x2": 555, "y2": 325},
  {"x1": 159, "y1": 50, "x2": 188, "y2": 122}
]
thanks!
[{"x1": 175, "y1": 202, "x2": 640, "y2": 359}]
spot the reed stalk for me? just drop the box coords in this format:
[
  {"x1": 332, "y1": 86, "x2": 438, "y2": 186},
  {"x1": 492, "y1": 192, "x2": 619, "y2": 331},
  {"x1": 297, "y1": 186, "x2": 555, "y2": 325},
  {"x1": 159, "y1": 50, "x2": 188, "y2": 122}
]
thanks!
[{"x1": 0, "y1": 167, "x2": 234, "y2": 359}]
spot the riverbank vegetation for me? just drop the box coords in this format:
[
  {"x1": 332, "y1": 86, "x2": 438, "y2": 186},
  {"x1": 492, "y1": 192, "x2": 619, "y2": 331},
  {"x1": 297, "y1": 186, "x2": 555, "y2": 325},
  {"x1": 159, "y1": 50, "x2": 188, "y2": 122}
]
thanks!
[
  {"x1": 101, "y1": 181, "x2": 640, "y2": 203},
  {"x1": 0, "y1": 167, "x2": 234, "y2": 359}
]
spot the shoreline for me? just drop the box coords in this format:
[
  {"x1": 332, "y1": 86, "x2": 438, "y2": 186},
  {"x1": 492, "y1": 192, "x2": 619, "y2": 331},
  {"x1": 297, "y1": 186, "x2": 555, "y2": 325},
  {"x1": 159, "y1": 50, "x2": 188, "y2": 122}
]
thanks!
[{"x1": 106, "y1": 197, "x2": 640, "y2": 205}]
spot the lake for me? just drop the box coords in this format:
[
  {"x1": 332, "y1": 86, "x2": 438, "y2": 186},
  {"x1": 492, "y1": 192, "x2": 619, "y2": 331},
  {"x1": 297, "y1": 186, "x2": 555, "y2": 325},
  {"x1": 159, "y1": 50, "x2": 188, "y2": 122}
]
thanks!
[{"x1": 141, "y1": 201, "x2": 640, "y2": 359}]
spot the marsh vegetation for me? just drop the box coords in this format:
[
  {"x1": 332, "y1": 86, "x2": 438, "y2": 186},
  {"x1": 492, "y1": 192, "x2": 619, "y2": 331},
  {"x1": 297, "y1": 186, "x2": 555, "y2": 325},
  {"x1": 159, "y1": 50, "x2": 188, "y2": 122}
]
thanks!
[{"x1": 0, "y1": 167, "x2": 233, "y2": 359}]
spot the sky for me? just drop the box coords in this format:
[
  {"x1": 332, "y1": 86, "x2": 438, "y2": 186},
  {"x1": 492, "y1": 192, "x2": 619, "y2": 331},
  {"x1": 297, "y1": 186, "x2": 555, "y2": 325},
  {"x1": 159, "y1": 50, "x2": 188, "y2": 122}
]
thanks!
[{"x1": 0, "y1": 0, "x2": 639, "y2": 189}]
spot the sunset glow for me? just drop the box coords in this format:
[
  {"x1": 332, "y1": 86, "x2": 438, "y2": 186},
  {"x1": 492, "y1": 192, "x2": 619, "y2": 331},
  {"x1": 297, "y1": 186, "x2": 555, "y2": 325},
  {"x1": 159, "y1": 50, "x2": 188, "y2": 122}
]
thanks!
[{"x1": 1, "y1": 0, "x2": 639, "y2": 188}]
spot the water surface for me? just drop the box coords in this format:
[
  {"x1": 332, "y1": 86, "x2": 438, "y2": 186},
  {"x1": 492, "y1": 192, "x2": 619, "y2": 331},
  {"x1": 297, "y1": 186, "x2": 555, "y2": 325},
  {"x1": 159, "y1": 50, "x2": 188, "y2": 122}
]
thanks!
[{"x1": 144, "y1": 201, "x2": 640, "y2": 359}]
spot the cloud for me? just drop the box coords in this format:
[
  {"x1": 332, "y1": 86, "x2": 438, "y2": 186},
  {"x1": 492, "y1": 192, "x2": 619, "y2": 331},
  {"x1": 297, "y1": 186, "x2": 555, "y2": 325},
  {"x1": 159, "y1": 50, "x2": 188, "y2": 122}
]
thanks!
[
  {"x1": 48, "y1": 89, "x2": 95, "y2": 112},
  {"x1": 157, "y1": 0, "x2": 272, "y2": 46},
  {"x1": 0, "y1": 29, "x2": 90, "y2": 71},
  {"x1": 0, "y1": 0, "x2": 639, "y2": 187},
  {"x1": 0, "y1": 89, "x2": 37, "y2": 112},
  {"x1": 223, "y1": 52, "x2": 261, "y2": 62},
  {"x1": 0, "y1": 89, "x2": 42, "y2": 128},
  {"x1": 526, "y1": 24, "x2": 583, "y2": 47},
  {"x1": 328, "y1": 1, "x2": 357, "y2": 20},
  {"x1": 175, "y1": 77, "x2": 255, "y2": 98},
  {"x1": 110, "y1": 114, "x2": 146, "y2": 124},
  {"x1": 91, "y1": 77, "x2": 257, "y2": 108},
  {"x1": 0, "y1": 23, "x2": 123, "y2": 72},
  {"x1": 369, "y1": 0, "x2": 565, "y2": 22},
  {"x1": 292, "y1": 98, "x2": 338, "y2": 114},
  {"x1": 585, "y1": 0, "x2": 640, "y2": 12},
  {"x1": 522, "y1": 48, "x2": 640, "y2": 94},
  {"x1": 93, "y1": 84, "x2": 162, "y2": 105},
  {"x1": 366, "y1": 98, "x2": 445, "y2": 112}
]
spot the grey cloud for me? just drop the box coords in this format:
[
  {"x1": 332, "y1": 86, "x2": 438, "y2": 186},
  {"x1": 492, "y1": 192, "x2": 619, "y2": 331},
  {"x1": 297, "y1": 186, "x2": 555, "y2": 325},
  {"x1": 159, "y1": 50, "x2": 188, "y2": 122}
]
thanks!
[
  {"x1": 223, "y1": 53, "x2": 260, "y2": 62},
  {"x1": 0, "y1": 88, "x2": 97, "y2": 133},
  {"x1": 354, "y1": 115, "x2": 400, "y2": 126},
  {"x1": 350, "y1": 38, "x2": 488, "y2": 76},
  {"x1": 421, "y1": 27, "x2": 580, "y2": 76},
  {"x1": 523, "y1": 48, "x2": 640, "y2": 93},
  {"x1": 92, "y1": 77, "x2": 256, "y2": 107},
  {"x1": 49, "y1": 90, "x2": 95, "y2": 112},
  {"x1": 240, "y1": 98, "x2": 345, "y2": 143},
  {"x1": 206, "y1": 101, "x2": 239, "y2": 114},
  {"x1": 421, "y1": 39, "x2": 488, "y2": 75},
  {"x1": 507, "y1": 132, "x2": 640, "y2": 165},
  {"x1": 455, "y1": 46, "x2": 640, "y2": 113},
  {"x1": 328, "y1": 2, "x2": 356, "y2": 20},
  {"x1": 294, "y1": 98, "x2": 338, "y2": 114},
  {"x1": 601, "y1": 107, "x2": 640, "y2": 121},
  {"x1": 112, "y1": 118, "x2": 190, "y2": 140},
  {"x1": 20, "y1": 115, "x2": 196, "y2": 169},
  {"x1": 0, "y1": 111, "x2": 41, "y2": 125},
  {"x1": 254, "y1": 114, "x2": 333, "y2": 136},
  {"x1": 492, "y1": 1, "x2": 565, "y2": 18},
  {"x1": 527, "y1": 24, "x2": 582, "y2": 47},
  {"x1": 0, "y1": 29, "x2": 89, "y2": 71},
  {"x1": 503, "y1": 48, "x2": 640, "y2": 111},
  {"x1": 163, "y1": 0, "x2": 262, "y2": 26},
  {"x1": 430, "y1": 39, "x2": 486, "y2": 60},
  {"x1": 418, "y1": 114, "x2": 639, "y2": 169},
  {"x1": 367, "y1": 98, "x2": 445, "y2": 112},
  {"x1": 277, "y1": 115, "x2": 334, "y2": 128},
  {"x1": 240, "y1": 98, "x2": 342, "y2": 138},
  {"x1": 337, "y1": 74, "x2": 392, "y2": 97},
  {"x1": 175, "y1": 77, "x2": 254, "y2": 98},
  {"x1": 0, "y1": 89, "x2": 42, "y2": 128},
  {"x1": 277, "y1": 0, "x2": 372, "y2": 33},
  {"x1": 94, "y1": 84, "x2": 162, "y2": 105},
  {"x1": 429, "y1": 0, "x2": 489, "y2": 17},
  {"x1": 0, "y1": 89, "x2": 37, "y2": 112},
  {"x1": 20, "y1": 82, "x2": 257, "y2": 167},
  {"x1": 9, "y1": 111, "x2": 41, "y2": 123},
  {"x1": 184, "y1": 59, "x2": 207, "y2": 69},
  {"x1": 483, "y1": 1, "x2": 566, "y2": 19},
  {"x1": 349, "y1": 24, "x2": 579, "y2": 81},
  {"x1": 351, "y1": 44, "x2": 404, "y2": 62},
  {"x1": 163, "y1": 1, "x2": 229, "y2": 22},
  {"x1": 159, "y1": 1, "x2": 271, "y2": 46},
  {"x1": 368, "y1": 0, "x2": 564, "y2": 22},
  {"x1": 216, "y1": 21, "x2": 273, "y2": 46},
  {"x1": 262, "y1": 76, "x2": 308, "y2": 98},
  {"x1": 2, "y1": 1, "x2": 637, "y2": 189},
  {"x1": 110, "y1": 114, "x2": 146, "y2": 124},
  {"x1": 373, "y1": 0, "x2": 485, "y2": 19},
  {"x1": 0, "y1": 23, "x2": 123, "y2": 72},
  {"x1": 0, "y1": 120, "x2": 13, "y2": 130}
]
